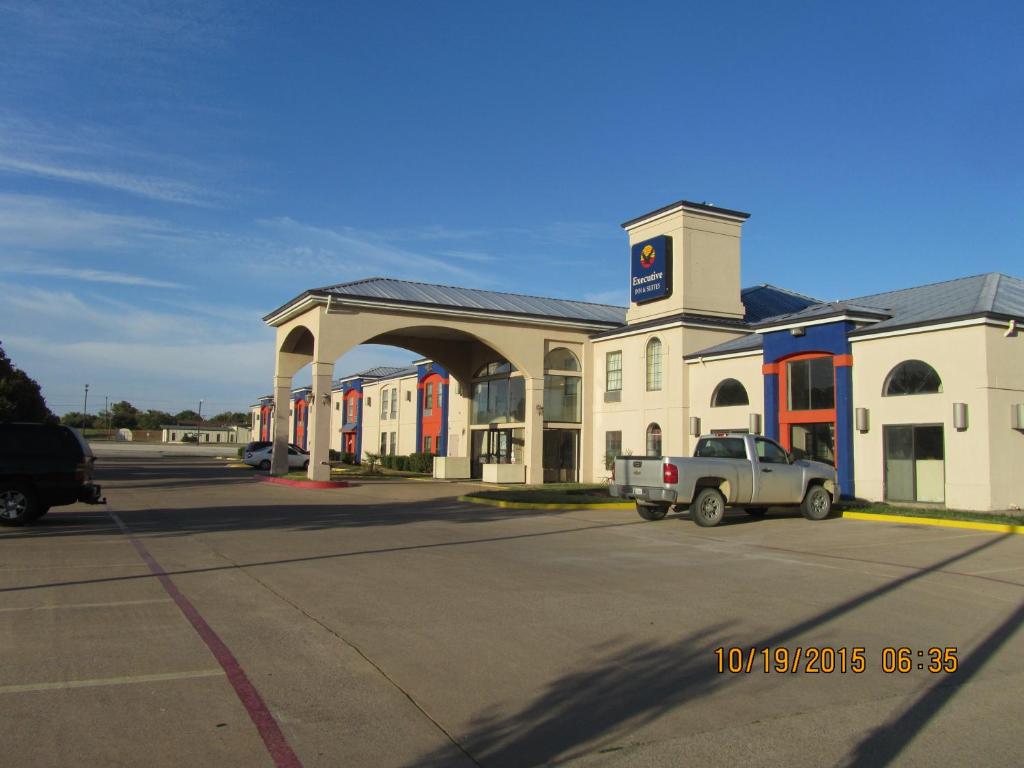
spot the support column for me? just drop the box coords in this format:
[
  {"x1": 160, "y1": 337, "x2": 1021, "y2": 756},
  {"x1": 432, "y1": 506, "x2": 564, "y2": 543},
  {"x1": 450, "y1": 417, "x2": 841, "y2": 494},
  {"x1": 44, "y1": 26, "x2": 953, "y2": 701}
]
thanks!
[
  {"x1": 524, "y1": 376, "x2": 545, "y2": 485},
  {"x1": 308, "y1": 361, "x2": 334, "y2": 482},
  {"x1": 271, "y1": 376, "x2": 292, "y2": 475}
]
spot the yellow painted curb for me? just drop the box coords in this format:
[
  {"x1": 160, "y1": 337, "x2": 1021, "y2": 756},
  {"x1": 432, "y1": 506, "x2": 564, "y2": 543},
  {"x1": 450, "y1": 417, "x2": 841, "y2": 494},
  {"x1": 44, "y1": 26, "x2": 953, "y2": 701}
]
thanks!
[
  {"x1": 226, "y1": 462, "x2": 251, "y2": 469},
  {"x1": 843, "y1": 511, "x2": 1024, "y2": 535},
  {"x1": 458, "y1": 495, "x2": 634, "y2": 510}
]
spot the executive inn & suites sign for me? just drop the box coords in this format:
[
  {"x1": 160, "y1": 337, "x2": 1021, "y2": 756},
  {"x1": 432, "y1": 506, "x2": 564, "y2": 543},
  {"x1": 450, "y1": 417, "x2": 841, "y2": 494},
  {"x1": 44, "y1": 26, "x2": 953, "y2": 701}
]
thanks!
[{"x1": 630, "y1": 235, "x2": 672, "y2": 303}]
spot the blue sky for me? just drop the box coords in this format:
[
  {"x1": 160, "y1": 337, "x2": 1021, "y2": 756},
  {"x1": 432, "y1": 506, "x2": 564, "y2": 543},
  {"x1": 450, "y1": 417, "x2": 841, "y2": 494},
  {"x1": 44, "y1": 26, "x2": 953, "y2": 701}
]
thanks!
[{"x1": 0, "y1": 1, "x2": 1021, "y2": 416}]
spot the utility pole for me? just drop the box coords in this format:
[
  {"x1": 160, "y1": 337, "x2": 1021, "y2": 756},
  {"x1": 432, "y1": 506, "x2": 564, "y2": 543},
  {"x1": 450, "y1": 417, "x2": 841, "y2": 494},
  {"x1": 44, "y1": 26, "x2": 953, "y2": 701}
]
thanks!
[
  {"x1": 198, "y1": 399, "x2": 203, "y2": 445},
  {"x1": 105, "y1": 395, "x2": 110, "y2": 438},
  {"x1": 83, "y1": 384, "x2": 89, "y2": 416}
]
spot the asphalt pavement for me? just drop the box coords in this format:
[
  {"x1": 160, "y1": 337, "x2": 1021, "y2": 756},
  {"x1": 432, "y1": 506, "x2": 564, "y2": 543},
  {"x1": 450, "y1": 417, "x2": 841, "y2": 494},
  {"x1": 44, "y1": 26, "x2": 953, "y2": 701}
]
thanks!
[{"x1": 2, "y1": 457, "x2": 1022, "y2": 767}]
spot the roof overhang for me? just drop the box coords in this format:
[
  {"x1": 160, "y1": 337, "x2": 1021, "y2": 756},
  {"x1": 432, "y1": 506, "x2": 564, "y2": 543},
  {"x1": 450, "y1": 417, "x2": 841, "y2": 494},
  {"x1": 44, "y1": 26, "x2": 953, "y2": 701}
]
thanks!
[
  {"x1": 752, "y1": 310, "x2": 891, "y2": 334},
  {"x1": 621, "y1": 200, "x2": 751, "y2": 231}
]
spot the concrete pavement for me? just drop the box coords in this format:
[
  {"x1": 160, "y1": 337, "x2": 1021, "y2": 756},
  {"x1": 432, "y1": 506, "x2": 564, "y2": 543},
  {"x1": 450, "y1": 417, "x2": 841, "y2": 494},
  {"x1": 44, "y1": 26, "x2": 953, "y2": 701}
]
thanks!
[{"x1": 2, "y1": 457, "x2": 1022, "y2": 766}]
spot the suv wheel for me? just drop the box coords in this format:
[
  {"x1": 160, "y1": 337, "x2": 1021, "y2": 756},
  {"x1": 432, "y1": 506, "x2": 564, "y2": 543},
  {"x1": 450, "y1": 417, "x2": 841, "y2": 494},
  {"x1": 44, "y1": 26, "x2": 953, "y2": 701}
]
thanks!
[{"x1": 0, "y1": 483, "x2": 40, "y2": 526}]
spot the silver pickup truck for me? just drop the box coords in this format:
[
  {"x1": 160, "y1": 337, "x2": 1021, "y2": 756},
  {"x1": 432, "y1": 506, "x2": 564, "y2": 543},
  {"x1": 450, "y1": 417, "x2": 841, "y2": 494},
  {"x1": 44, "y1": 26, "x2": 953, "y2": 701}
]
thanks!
[{"x1": 610, "y1": 434, "x2": 839, "y2": 527}]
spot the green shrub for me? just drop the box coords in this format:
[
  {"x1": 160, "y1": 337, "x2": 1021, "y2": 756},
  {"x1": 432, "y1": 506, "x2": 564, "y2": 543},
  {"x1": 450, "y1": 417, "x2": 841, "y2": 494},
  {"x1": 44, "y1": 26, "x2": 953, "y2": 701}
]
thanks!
[
  {"x1": 237, "y1": 446, "x2": 244, "y2": 458},
  {"x1": 408, "y1": 452, "x2": 435, "y2": 474},
  {"x1": 329, "y1": 449, "x2": 340, "y2": 461}
]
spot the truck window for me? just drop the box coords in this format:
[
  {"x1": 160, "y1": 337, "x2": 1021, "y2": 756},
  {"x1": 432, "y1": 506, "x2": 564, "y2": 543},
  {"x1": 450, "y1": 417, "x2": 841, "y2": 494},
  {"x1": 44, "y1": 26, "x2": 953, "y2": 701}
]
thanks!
[
  {"x1": 694, "y1": 437, "x2": 747, "y2": 459},
  {"x1": 754, "y1": 438, "x2": 789, "y2": 465}
]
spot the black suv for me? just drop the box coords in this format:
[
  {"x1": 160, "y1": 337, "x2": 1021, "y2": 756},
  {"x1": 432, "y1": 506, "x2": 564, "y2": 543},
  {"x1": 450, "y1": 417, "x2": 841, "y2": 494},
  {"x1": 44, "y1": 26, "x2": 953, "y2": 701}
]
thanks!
[{"x1": 0, "y1": 423, "x2": 105, "y2": 525}]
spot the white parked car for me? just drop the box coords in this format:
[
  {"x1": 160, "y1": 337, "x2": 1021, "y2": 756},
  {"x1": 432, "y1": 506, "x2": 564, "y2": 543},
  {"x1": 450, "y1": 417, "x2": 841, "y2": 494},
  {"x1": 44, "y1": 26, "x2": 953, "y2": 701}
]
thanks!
[{"x1": 243, "y1": 443, "x2": 309, "y2": 471}]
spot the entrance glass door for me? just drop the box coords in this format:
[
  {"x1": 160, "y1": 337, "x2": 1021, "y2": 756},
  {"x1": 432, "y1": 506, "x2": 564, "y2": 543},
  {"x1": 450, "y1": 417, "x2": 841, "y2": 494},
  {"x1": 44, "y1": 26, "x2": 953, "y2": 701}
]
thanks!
[
  {"x1": 543, "y1": 429, "x2": 579, "y2": 483},
  {"x1": 471, "y1": 428, "x2": 513, "y2": 479},
  {"x1": 884, "y1": 425, "x2": 945, "y2": 503}
]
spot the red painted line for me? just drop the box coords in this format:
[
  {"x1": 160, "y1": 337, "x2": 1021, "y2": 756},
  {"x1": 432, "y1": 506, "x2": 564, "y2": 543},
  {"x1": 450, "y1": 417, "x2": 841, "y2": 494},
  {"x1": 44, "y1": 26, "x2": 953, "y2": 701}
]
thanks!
[{"x1": 110, "y1": 512, "x2": 303, "y2": 768}]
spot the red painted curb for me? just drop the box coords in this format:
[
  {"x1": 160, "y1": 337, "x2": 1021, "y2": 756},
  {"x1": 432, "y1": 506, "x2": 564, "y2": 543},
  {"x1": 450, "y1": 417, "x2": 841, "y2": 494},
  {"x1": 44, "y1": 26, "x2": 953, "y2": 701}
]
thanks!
[{"x1": 261, "y1": 476, "x2": 351, "y2": 489}]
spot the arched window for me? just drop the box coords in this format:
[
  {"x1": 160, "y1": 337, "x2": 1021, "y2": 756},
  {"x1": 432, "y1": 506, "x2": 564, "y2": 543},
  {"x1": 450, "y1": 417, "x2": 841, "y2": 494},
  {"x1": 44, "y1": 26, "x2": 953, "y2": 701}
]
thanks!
[
  {"x1": 646, "y1": 338, "x2": 662, "y2": 391},
  {"x1": 544, "y1": 347, "x2": 580, "y2": 372},
  {"x1": 712, "y1": 378, "x2": 749, "y2": 407},
  {"x1": 471, "y1": 358, "x2": 524, "y2": 423},
  {"x1": 544, "y1": 348, "x2": 582, "y2": 422},
  {"x1": 646, "y1": 423, "x2": 662, "y2": 456},
  {"x1": 474, "y1": 361, "x2": 514, "y2": 378},
  {"x1": 884, "y1": 360, "x2": 942, "y2": 396}
]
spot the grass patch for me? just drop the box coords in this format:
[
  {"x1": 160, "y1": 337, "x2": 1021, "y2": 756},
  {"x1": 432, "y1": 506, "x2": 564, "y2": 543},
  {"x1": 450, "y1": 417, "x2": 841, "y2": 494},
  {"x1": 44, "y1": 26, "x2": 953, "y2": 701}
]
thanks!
[
  {"x1": 464, "y1": 483, "x2": 616, "y2": 505},
  {"x1": 838, "y1": 502, "x2": 1024, "y2": 526}
]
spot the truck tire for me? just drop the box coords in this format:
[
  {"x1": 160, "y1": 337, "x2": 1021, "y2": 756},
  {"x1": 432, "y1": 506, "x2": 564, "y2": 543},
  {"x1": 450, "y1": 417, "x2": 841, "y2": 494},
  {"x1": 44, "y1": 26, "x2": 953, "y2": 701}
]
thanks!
[
  {"x1": 744, "y1": 507, "x2": 768, "y2": 517},
  {"x1": 636, "y1": 502, "x2": 669, "y2": 521},
  {"x1": 801, "y1": 485, "x2": 832, "y2": 520},
  {"x1": 691, "y1": 487, "x2": 726, "y2": 527},
  {"x1": 0, "y1": 482, "x2": 41, "y2": 526}
]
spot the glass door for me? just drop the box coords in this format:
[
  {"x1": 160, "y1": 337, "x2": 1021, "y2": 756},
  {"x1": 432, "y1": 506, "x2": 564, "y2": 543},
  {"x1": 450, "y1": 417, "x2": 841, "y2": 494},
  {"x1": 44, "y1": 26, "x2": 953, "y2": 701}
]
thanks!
[{"x1": 884, "y1": 425, "x2": 945, "y2": 503}]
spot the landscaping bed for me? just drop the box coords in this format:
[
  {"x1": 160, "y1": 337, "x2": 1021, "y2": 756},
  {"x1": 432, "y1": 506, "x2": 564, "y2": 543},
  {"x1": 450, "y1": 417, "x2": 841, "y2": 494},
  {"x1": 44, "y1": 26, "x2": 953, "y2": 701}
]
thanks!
[
  {"x1": 462, "y1": 483, "x2": 618, "y2": 506},
  {"x1": 837, "y1": 502, "x2": 1024, "y2": 526}
]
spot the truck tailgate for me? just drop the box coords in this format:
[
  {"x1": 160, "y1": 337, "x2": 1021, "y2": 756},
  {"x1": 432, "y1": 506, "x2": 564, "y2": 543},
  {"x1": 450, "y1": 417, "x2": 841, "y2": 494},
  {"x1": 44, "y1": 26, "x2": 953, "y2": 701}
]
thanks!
[{"x1": 615, "y1": 456, "x2": 665, "y2": 489}]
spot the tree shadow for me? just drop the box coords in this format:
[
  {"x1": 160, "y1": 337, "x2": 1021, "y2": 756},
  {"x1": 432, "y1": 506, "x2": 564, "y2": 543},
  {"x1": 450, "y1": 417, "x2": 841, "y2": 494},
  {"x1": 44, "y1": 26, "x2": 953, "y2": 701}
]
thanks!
[{"x1": 407, "y1": 534, "x2": 1016, "y2": 767}]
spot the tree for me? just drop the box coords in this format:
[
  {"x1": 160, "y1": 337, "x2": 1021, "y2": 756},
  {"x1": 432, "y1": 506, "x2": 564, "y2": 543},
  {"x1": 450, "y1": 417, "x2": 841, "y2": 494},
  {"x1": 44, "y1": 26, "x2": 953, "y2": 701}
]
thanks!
[
  {"x1": 136, "y1": 410, "x2": 174, "y2": 430},
  {"x1": 0, "y1": 342, "x2": 56, "y2": 423},
  {"x1": 174, "y1": 409, "x2": 201, "y2": 423},
  {"x1": 107, "y1": 400, "x2": 139, "y2": 429},
  {"x1": 61, "y1": 411, "x2": 96, "y2": 429},
  {"x1": 210, "y1": 411, "x2": 250, "y2": 426}
]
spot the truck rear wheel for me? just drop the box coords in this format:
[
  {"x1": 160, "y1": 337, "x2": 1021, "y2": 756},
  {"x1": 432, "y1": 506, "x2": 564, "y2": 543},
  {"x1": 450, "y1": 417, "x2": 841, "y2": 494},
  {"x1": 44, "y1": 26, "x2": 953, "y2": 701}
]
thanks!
[
  {"x1": 691, "y1": 487, "x2": 726, "y2": 527},
  {"x1": 636, "y1": 502, "x2": 669, "y2": 521},
  {"x1": 801, "y1": 485, "x2": 832, "y2": 520}
]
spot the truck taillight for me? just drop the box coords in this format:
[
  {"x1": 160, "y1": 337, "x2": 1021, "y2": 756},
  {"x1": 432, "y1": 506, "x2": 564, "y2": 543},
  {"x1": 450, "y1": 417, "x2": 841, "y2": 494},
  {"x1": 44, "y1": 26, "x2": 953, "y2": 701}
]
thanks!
[{"x1": 663, "y1": 463, "x2": 678, "y2": 484}]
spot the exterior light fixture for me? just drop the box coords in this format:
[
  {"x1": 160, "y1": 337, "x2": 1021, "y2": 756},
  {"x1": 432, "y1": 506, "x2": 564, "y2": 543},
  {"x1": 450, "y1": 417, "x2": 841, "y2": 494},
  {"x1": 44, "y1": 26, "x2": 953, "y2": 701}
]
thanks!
[
  {"x1": 855, "y1": 407, "x2": 869, "y2": 433},
  {"x1": 749, "y1": 413, "x2": 762, "y2": 435},
  {"x1": 1012, "y1": 403, "x2": 1024, "y2": 430},
  {"x1": 690, "y1": 416, "x2": 701, "y2": 437},
  {"x1": 790, "y1": 327, "x2": 806, "y2": 337},
  {"x1": 953, "y1": 402, "x2": 969, "y2": 431}
]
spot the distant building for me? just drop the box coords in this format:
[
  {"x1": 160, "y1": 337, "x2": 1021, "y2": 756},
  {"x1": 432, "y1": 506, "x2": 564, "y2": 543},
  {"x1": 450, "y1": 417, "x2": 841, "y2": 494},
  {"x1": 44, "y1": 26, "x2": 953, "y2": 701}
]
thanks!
[{"x1": 161, "y1": 425, "x2": 251, "y2": 444}]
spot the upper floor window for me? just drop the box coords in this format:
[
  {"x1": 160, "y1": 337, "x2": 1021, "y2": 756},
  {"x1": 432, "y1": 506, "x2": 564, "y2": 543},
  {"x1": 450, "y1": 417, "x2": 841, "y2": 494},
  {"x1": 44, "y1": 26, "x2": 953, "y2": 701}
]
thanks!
[
  {"x1": 606, "y1": 351, "x2": 622, "y2": 392},
  {"x1": 884, "y1": 360, "x2": 943, "y2": 396},
  {"x1": 424, "y1": 382, "x2": 434, "y2": 415},
  {"x1": 787, "y1": 357, "x2": 833, "y2": 411},
  {"x1": 380, "y1": 389, "x2": 388, "y2": 419},
  {"x1": 390, "y1": 387, "x2": 398, "y2": 419},
  {"x1": 347, "y1": 397, "x2": 356, "y2": 423},
  {"x1": 646, "y1": 338, "x2": 662, "y2": 391},
  {"x1": 544, "y1": 347, "x2": 582, "y2": 423},
  {"x1": 472, "y1": 359, "x2": 525, "y2": 424},
  {"x1": 712, "y1": 378, "x2": 749, "y2": 407}
]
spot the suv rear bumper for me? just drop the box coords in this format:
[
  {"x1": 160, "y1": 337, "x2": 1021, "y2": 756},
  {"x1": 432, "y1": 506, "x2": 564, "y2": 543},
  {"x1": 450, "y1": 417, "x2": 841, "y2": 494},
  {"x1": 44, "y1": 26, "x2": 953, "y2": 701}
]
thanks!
[{"x1": 78, "y1": 483, "x2": 106, "y2": 504}]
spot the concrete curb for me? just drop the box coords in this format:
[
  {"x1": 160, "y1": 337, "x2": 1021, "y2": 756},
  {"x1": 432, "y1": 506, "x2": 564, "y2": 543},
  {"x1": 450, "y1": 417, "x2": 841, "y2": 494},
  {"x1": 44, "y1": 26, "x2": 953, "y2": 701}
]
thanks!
[
  {"x1": 261, "y1": 476, "x2": 352, "y2": 490},
  {"x1": 458, "y1": 495, "x2": 633, "y2": 510},
  {"x1": 842, "y1": 510, "x2": 1024, "y2": 535}
]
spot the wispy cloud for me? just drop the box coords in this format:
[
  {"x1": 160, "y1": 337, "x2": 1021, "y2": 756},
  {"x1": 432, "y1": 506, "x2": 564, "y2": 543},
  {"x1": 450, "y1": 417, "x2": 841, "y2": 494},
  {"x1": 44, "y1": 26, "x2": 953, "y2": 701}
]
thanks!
[
  {"x1": 0, "y1": 262, "x2": 182, "y2": 288},
  {"x1": 0, "y1": 153, "x2": 211, "y2": 205},
  {"x1": 582, "y1": 288, "x2": 626, "y2": 306}
]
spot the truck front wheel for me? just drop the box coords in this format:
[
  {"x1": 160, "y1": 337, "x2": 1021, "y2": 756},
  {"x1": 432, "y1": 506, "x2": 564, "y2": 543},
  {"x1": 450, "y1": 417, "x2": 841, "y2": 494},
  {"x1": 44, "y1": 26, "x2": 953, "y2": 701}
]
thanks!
[
  {"x1": 691, "y1": 488, "x2": 726, "y2": 527},
  {"x1": 801, "y1": 485, "x2": 833, "y2": 520},
  {"x1": 636, "y1": 502, "x2": 669, "y2": 521}
]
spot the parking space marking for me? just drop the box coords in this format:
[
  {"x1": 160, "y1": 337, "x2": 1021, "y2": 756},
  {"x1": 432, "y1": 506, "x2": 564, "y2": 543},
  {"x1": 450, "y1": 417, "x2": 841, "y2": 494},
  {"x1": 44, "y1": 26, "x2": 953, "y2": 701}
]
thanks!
[
  {"x1": 0, "y1": 669, "x2": 224, "y2": 695},
  {"x1": 110, "y1": 511, "x2": 304, "y2": 768},
  {"x1": 0, "y1": 598, "x2": 173, "y2": 613}
]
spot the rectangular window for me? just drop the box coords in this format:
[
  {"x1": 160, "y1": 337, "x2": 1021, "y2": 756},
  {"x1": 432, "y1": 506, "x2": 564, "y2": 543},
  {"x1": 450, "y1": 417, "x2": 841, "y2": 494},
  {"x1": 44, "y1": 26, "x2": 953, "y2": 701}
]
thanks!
[
  {"x1": 544, "y1": 375, "x2": 581, "y2": 422},
  {"x1": 335, "y1": 401, "x2": 339, "y2": 411},
  {"x1": 389, "y1": 431, "x2": 397, "y2": 455},
  {"x1": 424, "y1": 435, "x2": 432, "y2": 454},
  {"x1": 646, "y1": 347, "x2": 662, "y2": 391},
  {"x1": 380, "y1": 433, "x2": 387, "y2": 455},
  {"x1": 606, "y1": 351, "x2": 622, "y2": 392},
  {"x1": 604, "y1": 431, "x2": 622, "y2": 469},
  {"x1": 471, "y1": 377, "x2": 526, "y2": 424},
  {"x1": 885, "y1": 425, "x2": 945, "y2": 503},
  {"x1": 390, "y1": 388, "x2": 397, "y2": 419},
  {"x1": 381, "y1": 389, "x2": 388, "y2": 419},
  {"x1": 424, "y1": 383, "x2": 433, "y2": 415},
  {"x1": 787, "y1": 357, "x2": 834, "y2": 411},
  {"x1": 347, "y1": 398, "x2": 355, "y2": 423}
]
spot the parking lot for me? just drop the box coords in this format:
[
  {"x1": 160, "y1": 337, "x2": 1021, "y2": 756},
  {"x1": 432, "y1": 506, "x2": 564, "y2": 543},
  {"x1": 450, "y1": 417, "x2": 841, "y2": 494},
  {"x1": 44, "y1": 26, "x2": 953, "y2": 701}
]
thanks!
[{"x1": 2, "y1": 457, "x2": 1022, "y2": 767}]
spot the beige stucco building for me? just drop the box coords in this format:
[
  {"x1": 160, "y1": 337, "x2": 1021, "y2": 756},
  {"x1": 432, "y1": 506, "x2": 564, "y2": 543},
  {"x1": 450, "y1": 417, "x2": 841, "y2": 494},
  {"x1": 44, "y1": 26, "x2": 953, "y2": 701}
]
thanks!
[{"x1": 257, "y1": 199, "x2": 1024, "y2": 511}]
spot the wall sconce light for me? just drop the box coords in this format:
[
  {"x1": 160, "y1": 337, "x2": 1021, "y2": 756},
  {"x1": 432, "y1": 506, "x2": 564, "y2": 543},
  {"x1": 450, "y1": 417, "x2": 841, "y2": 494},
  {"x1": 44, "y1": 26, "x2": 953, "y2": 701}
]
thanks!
[
  {"x1": 855, "y1": 407, "x2": 869, "y2": 433},
  {"x1": 790, "y1": 327, "x2": 805, "y2": 337},
  {"x1": 535, "y1": 404, "x2": 544, "y2": 415},
  {"x1": 953, "y1": 402, "x2": 969, "y2": 431},
  {"x1": 749, "y1": 413, "x2": 762, "y2": 435},
  {"x1": 1011, "y1": 403, "x2": 1024, "y2": 430},
  {"x1": 689, "y1": 416, "x2": 701, "y2": 437}
]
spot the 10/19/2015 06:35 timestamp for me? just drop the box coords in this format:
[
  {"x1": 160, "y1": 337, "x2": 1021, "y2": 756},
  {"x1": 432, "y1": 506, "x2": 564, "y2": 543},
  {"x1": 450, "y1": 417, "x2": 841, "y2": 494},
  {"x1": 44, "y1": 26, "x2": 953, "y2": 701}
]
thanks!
[{"x1": 714, "y1": 646, "x2": 959, "y2": 674}]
